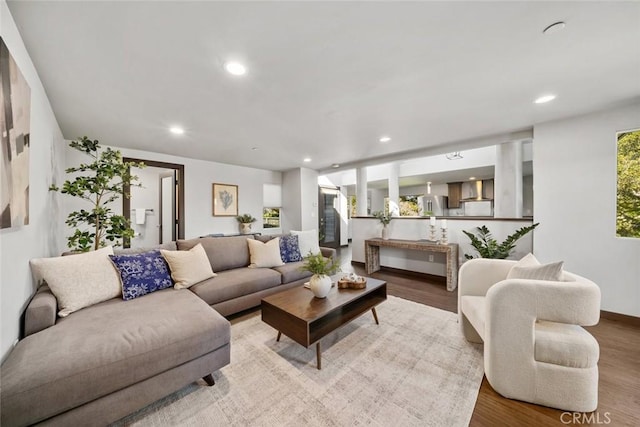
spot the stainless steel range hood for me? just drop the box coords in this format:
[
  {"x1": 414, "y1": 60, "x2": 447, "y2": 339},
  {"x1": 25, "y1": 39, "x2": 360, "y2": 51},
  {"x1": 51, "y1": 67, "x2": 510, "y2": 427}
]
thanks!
[{"x1": 461, "y1": 179, "x2": 493, "y2": 201}]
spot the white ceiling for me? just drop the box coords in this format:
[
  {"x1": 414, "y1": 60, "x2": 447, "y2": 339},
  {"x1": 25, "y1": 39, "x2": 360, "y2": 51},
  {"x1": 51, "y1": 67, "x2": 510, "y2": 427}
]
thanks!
[{"x1": 7, "y1": 1, "x2": 640, "y2": 172}]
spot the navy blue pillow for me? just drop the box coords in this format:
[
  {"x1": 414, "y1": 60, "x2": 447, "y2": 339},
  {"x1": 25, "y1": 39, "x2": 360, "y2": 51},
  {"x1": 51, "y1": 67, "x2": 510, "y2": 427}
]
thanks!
[
  {"x1": 109, "y1": 250, "x2": 173, "y2": 300},
  {"x1": 279, "y1": 235, "x2": 302, "y2": 263}
]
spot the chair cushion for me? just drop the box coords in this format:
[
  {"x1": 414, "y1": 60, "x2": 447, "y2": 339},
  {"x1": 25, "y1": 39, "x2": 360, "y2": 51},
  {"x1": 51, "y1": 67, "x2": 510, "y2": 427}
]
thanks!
[
  {"x1": 177, "y1": 235, "x2": 254, "y2": 272},
  {"x1": 460, "y1": 296, "x2": 486, "y2": 340},
  {"x1": 0, "y1": 289, "x2": 229, "y2": 426},
  {"x1": 189, "y1": 267, "x2": 282, "y2": 305},
  {"x1": 534, "y1": 321, "x2": 599, "y2": 368},
  {"x1": 272, "y1": 261, "x2": 313, "y2": 283}
]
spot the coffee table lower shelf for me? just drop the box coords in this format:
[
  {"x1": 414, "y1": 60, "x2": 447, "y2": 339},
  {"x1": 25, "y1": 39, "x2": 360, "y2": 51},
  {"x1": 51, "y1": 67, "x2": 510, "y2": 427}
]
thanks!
[{"x1": 261, "y1": 280, "x2": 387, "y2": 370}]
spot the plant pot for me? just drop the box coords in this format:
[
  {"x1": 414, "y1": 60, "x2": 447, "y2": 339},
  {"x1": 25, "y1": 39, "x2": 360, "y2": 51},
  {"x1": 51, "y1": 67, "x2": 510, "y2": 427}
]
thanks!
[
  {"x1": 309, "y1": 274, "x2": 332, "y2": 298},
  {"x1": 240, "y1": 223, "x2": 252, "y2": 234},
  {"x1": 381, "y1": 225, "x2": 389, "y2": 240}
]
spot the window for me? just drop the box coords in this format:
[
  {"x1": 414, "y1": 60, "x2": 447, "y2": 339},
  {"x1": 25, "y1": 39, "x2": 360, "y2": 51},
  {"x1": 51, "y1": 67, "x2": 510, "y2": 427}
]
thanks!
[
  {"x1": 400, "y1": 195, "x2": 422, "y2": 216},
  {"x1": 263, "y1": 208, "x2": 280, "y2": 228}
]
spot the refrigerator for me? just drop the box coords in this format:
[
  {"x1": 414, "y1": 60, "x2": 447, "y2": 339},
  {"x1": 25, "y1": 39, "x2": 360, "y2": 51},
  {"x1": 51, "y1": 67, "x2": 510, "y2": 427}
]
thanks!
[{"x1": 418, "y1": 195, "x2": 448, "y2": 216}]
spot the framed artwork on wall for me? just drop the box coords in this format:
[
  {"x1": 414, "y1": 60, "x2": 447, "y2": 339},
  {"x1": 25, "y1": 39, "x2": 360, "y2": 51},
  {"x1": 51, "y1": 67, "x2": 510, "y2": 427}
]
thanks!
[
  {"x1": 212, "y1": 183, "x2": 238, "y2": 216},
  {"x1": 1, "y1": 37, "x2": 32, "y2": 229}
]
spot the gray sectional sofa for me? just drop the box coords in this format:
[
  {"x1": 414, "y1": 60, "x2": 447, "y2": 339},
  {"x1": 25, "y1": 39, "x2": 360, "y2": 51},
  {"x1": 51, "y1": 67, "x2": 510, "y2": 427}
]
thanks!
[{"x1": 0, "y1": 234, "x2": 336, "y2": 426}]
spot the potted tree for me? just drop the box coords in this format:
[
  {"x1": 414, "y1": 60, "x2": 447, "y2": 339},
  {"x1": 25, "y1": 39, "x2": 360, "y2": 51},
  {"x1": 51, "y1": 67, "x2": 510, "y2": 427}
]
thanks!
[
  {"x1": 236, "y1": 213, "x2": 257, "y2": 234},
  {"x1": 299, "y1": 252, "x2": 340, "y2": 298},
  {"x1": 49, "y1": 136, "x2": 144, "y2": 251}
]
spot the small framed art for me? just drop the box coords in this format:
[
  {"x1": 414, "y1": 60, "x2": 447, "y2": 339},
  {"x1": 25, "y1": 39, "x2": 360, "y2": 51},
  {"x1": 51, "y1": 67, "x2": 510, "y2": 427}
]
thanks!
[{"x1": 212, "y1": 183, "x2": 238, "y2": 216}]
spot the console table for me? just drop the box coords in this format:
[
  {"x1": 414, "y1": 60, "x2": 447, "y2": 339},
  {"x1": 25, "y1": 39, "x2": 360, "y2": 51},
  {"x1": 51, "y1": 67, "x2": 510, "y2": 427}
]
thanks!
[{"x1": 365, "y1": 238, "x2": 459, "y2": 291}]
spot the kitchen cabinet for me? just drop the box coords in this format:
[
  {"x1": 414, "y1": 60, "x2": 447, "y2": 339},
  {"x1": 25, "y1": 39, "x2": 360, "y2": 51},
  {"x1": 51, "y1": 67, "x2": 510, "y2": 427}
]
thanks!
[{"x1": 447, "y1": 182, "x2": 462, "y2": 208}]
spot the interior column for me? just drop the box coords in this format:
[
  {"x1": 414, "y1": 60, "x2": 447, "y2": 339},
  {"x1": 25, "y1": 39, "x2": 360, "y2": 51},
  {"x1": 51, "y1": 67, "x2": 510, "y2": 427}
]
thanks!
[
  {"x1": 388, "y1": 162, "x2": 400, "y2": 216},
  {"x1": 494, "y1": 141, "x2": 523, "y2": 218},
  {"x1": 356, "y1": 167, "x2": 368, "y2": 216}
]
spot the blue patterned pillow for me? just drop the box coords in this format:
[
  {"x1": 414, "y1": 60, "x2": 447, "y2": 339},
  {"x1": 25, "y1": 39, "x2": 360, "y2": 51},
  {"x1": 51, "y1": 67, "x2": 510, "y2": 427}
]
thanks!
[
  {"x1": 279, "y1": 235, "x2": 302, "y2": 263},
  {"x1": 109, "y1": 250, "x2": 173, "y2": 300}
]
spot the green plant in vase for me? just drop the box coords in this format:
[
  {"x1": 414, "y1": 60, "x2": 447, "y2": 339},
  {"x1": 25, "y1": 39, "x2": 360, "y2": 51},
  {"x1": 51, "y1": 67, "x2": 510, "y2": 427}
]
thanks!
[
  {"x1": 372, "y1": 210, "x2": 393, "y2": 239},
  {"x1": 236, "y1": 213, "x2": 257, "y2": 234},
  {"x1": 49, "y1": 136, "x2": 144, "y2": 252},
  {"x1": 299, "y1": 252, "x2": 340, "y2": 298}
]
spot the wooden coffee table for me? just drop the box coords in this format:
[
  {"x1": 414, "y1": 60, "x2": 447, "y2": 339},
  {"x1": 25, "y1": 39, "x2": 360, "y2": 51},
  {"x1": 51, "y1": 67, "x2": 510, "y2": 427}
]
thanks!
[{"x1": 261, "y1": 277, "x2": 387, "y2": 369}]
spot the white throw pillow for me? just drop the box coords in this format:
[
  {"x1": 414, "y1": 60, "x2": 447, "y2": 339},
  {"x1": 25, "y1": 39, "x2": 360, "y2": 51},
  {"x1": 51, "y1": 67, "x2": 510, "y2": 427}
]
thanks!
[
  {"x1": 506, "y1": 252, "x2": 540, "y2": 279},
  {"x1": 247, "y1": 238, "x2": 285, "y2": 268},
  {"x1": 291, "y1": 229, "x2": 321, "y2": 257},
  {"x1": 161, "y1": 243, "x2": 216, "y2": 289},
  {"x1": 29, "y1": 246, "x2": 121, "y2": 317},
  {"x1": 508, "y1": 261, "x2": 565, "y2": 281}
]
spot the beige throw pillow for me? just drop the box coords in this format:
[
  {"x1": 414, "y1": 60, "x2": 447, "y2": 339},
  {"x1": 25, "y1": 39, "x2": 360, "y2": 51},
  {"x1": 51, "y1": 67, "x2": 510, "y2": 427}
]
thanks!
[
  {"x1": 29, "y1": 246, "x2": 121, "y2": 317},
  {"x1": 161, "y1": 244, "x2": 216, "y2": 289},
  {"x1": 508, "y1": 261, "x2": 565, "y2": 281},
  {"x1": 247, "y1": 237, "x2": 284, "y2": 268},
  {"x1": 506, "y1": 253, "x2": 540, "y2": 279},
  {"x1": 291, "y1": 229, "x2": 321, "y2": 257}
]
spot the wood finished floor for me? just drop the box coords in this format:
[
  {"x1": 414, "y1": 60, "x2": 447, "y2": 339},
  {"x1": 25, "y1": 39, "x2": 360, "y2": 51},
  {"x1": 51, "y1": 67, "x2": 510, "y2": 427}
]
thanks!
[{"x1": 344, "y1": 254, "x2": 640, "y2": 427}]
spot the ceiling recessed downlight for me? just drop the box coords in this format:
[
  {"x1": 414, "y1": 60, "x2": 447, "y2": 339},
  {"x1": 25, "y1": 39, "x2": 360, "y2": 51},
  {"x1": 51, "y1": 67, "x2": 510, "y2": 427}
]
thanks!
[
  {"x1": 379, "y1": 136, "x2": 391, "y2": 143},
  {"x1": 332, "y1": 163, "x2": 340, "y2": 168},
  {"x1": 534, "y1": 94, "x2": 556, "y2": 104},
  {"x1": 303, "y1": 157, "x2": 312, "y2": 163},
  {"x1": 169, "y1": 126, "x2": 184, "y2": 135},
  {"x1": 469, "y1": 177, "x2": 476, "y2": 180},
  {"x1": 224, "y1": 61, "x2": 247, "y2": 76},
  {"x1": 543, "y1": 21, "x2": 566, "y2": 35}
]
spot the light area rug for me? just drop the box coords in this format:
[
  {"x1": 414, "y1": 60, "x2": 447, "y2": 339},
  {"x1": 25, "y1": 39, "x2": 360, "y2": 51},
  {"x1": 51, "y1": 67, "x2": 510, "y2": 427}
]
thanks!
[{"x1": 115, "y1": 296, "x2": 484, "y2": 426}]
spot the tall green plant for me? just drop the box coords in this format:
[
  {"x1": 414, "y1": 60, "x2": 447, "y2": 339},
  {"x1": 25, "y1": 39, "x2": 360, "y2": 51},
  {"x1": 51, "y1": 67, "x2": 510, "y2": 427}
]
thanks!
[
  {"x1": 49, "y1": 136, "x2": 144, "y2": 251},
  {"x1": 463, "y1": 223, "x2": 539, "y2": 259}
]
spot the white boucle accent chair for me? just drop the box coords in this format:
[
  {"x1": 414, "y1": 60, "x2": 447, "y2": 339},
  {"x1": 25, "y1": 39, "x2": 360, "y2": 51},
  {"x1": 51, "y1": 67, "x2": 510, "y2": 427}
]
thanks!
[{"x1": 458, "y1": 258, "x2": 601, "y2": 412}]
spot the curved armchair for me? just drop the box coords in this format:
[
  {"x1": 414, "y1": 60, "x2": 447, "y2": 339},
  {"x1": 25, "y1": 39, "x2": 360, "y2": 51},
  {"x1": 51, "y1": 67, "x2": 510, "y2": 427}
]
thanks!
[{"x1": 458, "y1": 258, "x2": 601, "y2": 412}]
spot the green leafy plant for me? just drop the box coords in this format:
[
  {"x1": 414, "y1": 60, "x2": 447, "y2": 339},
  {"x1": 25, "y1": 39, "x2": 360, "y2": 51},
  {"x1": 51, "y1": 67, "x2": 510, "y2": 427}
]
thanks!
[
  {"x1": 299, "y1": 252, "x2": 340, "y2": 276},
  {"x1": 372, "y1": 210, "x2": 392, "y2": 225},
  {"x1": 49, "y1": 136, "x2": 144, "y2": 252},
  {"x1": 236, "y1": 214, "x2": 257, "y2": 224},
  {"x1": 463, "y1": 223, "x2": 539, "y2": 259}
]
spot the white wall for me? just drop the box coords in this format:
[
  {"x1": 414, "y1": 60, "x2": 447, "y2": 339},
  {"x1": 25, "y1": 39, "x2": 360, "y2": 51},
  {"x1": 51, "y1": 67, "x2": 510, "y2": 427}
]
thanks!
[
  {"x1": 62, "y1": 146, "x2": 282, "y2": 241},
  {"x1": 0, "y1": 1, "x2": 65, "y2": 360},
  {"x1": 534, "y1": 102, "x2": 640, "y2": 316},
  {"x1": 281, "y1": 167, "x2": 318, "y2": 232},
  {"x1": 300, "y1": 167, "x2": 318, "y2": 231}
]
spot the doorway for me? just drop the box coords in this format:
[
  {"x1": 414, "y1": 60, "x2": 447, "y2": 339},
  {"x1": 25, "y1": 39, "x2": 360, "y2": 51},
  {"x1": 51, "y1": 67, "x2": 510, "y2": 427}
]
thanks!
[
  {"x1": 319, "y1": 186, "x2": 341, "y2": 249},
  {"x1": 123, "y1": 159, "x2": 185, "y2": 248}
]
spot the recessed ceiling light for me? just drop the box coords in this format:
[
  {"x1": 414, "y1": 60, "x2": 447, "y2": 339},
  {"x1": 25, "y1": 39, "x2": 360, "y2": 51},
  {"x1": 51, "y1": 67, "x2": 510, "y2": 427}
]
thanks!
[
  {"x1": 469, "y1": 177, "x2": 476, "y2": 180},
  {"x1": 303, "y1": 157, "x2": 312, "y2": 163},
  {"x1": 224, "y1": 61, "x2": 247, "y2": 76},
  {"x1": 543, "y1": 21, "x2": 566, "y2": 35},
  {"x1": 379, "y1": 136, "x2": 391, "y2": 143},
  {"x1": 332, "y1": 163, "x2": 340, "y2": 168},
  {"x1": 251, "y1": 147, "x2": 258, "y2": 151},
  {"x1": 169, "y1": 126, "x2": 184, "y2": 135},
  {"x1": 534, "y1": 94, "x2": 556, "y2": 104}
]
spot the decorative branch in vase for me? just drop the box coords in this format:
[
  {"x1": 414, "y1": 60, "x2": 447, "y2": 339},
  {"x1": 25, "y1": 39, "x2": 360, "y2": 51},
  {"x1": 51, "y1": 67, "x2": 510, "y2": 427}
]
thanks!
[{"x1": 373, "y1": 211, "x2": 393, "y2": 240}]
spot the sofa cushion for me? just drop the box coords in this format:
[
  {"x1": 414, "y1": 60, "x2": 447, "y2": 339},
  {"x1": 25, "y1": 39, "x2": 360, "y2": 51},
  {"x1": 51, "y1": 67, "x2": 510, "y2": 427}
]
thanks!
[
  {"x1": 247, "y1": 238, "x2": 284, "y2": 268},
  {"x1": 460, "y1": 295, "x2": 486, "y2": 340},
  {"x1": 535, "y1": 321, "x2": 599, "y2": 368},
  {"x1": 0, "y1": 289, "x2": 229, "y2": 426},
  {"x1": 279, "y1": 235, "x2": 302, "y2": 263},
  {"x1": 272, "y1": 261, "x2": 313, "y2": 284},
  {"x1": 162, "y1": 243, "x2": 217, "y2": 289},
  {"x1": 114, "y1": 242, "x2": 177, "y2": 255},
  {"x1": 189, "y1": 267, "x2": 282, "y2": 305},
  {"x1": 29, "y1": 246, "x2": 121, "y2": 317},
  {"x1": 178, "y1": 235, "x2": 254, "y2": 272},
  {"x1": 109, "y1": 250, "x2": 173, "y2": 300}
]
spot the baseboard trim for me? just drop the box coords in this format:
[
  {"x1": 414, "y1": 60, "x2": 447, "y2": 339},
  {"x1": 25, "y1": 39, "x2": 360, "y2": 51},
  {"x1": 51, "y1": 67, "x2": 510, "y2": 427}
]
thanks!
[
  {"x1": 600, "y1": 310, "x2": 640, "y2": 327},
  {"x1": 350, "y1": 261, "x2": 446, "y2": 284}
]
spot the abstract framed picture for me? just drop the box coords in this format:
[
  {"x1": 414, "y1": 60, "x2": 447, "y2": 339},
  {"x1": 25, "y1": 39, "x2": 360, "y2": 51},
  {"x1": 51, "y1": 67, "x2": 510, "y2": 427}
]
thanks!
[
  {"x1": 1, "y1": 37, "x2": 31, "y2": 229},
  {"x1": 212, "y1": 183, "x2": 238, "y2": 216},
  {"x1": 616, "y1": 128, "x2": 640, "y2": 238}
]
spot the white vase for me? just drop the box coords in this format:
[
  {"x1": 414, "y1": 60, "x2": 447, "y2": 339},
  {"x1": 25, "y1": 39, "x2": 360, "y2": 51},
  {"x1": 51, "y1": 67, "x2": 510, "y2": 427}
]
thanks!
[
  {"x1": 309, "y1": 274, "x2": 332, "y2": 298},
  {"x1": 381, "y1": 225, "x2": 389, "y2": 240},
  {"x1": 240, "y1": 223, "x2": 252, "y2": 234}
]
